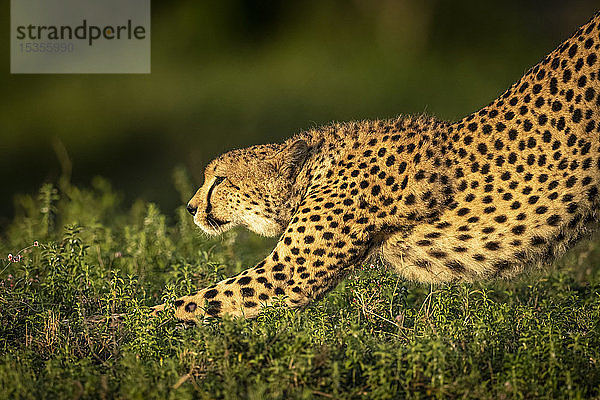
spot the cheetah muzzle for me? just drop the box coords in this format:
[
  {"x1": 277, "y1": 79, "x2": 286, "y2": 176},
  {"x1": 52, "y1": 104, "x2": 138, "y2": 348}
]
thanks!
[{"x1": 153, "y1": 11, "x2": 600, "y2": 323}]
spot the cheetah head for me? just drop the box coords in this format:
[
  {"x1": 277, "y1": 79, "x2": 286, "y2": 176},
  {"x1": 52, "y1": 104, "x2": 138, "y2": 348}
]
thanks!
[{"x1": 187, "y1": 139, "x2": 310, "y2": 237}]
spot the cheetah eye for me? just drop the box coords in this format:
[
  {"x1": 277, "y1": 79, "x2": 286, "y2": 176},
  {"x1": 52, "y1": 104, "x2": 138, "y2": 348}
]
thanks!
[
  {"x1": 207, "y1": 176, "x2": 226, "y2": 198},
  {"x1": 214, "y1": 176, "x2": 225, "y2": 186}
]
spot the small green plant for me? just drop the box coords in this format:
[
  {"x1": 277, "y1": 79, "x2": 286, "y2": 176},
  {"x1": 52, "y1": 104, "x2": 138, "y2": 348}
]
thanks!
[{"x1": 0, "y1": 175, "x2": 599, "y2": 399}]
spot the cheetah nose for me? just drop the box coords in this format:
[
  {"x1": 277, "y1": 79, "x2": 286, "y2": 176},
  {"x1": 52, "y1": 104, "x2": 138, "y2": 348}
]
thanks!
[{"x1": 186, "y1": 204, "x2": 197, "y2": 216}]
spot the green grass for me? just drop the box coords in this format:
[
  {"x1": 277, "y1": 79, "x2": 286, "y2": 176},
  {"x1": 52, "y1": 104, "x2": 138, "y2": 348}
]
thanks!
[{"x1": 1, "y1": 170, "x2": 599, "y2": 399}]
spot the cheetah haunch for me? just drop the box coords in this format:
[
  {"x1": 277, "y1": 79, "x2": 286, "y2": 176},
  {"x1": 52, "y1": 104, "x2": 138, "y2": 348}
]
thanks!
[{"x1": 155, "y1": 12, "x2": 600, "y2": 322}]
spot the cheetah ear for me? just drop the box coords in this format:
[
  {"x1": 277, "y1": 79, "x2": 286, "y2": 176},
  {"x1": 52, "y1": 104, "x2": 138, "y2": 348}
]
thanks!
[{"x1": 278, "y1": 139, "x2": 309, "y2": 179}]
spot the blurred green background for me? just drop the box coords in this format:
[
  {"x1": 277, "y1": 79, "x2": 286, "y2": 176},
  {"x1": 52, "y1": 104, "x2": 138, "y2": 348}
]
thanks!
[{"x1": 1, "y1": 0, "x2": 598, "y2": 229}]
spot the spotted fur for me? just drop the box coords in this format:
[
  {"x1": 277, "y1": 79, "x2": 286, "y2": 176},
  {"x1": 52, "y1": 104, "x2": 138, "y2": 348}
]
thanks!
[{"x1": 154, "y1": 12, "x2": 600, "y2": 322}]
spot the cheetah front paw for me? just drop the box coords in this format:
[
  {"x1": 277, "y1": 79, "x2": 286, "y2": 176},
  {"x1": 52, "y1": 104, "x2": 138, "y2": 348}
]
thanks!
[
  {"x1": 149, "y1": 303, "x2": 165, "y2": 317},
  {"x1": 150, "y1": 299, "x2": 203, "y2": 324}
]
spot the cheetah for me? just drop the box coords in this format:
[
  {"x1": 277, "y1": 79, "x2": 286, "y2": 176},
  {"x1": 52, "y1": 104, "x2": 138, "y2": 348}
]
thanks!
[{"x1": 154, "y1": 12, "x2": 600, "y2": 322}]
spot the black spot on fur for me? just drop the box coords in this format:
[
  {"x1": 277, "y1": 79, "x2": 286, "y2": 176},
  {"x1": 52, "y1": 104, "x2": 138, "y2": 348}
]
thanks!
[{"x1": 238, "y1": 276, "x2": 252, "y2": 285}]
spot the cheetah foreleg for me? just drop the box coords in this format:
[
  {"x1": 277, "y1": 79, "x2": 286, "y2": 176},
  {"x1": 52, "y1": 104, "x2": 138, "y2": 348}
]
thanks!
[{"x1": 153, "y1": 210, "x2": 373, "y2": 322}]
